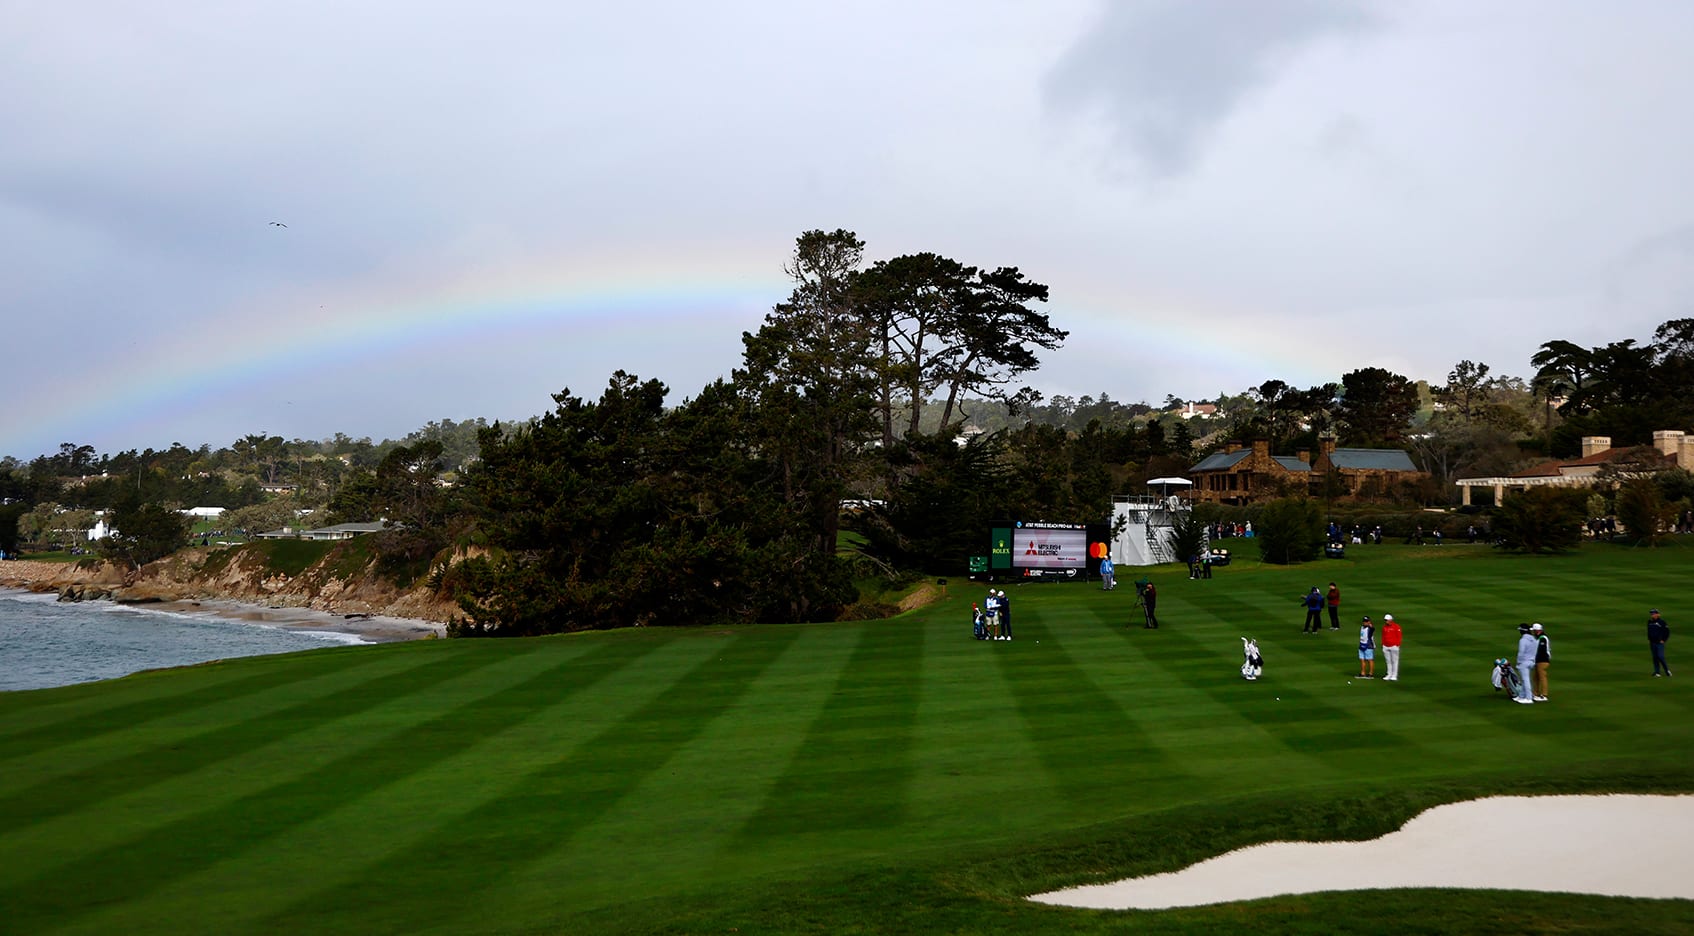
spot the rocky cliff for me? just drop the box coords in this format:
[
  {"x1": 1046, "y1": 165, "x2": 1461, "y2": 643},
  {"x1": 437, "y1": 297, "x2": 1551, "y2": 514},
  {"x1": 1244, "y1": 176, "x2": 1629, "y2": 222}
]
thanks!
[{"x1": 0, "y1": 541, "x2": 459, "y2": 625}]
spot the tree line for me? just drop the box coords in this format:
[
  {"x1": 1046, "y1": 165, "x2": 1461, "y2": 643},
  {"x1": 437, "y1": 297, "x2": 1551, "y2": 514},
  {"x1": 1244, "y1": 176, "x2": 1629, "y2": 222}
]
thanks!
[{"x1": 4, "y1": 228, "x2": 1692, "y2": 629}]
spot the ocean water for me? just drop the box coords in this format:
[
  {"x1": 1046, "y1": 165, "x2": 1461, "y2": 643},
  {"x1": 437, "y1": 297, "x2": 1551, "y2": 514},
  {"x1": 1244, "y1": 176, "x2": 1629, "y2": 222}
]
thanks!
[{"x1": 0, "y1": 589, "x2": 369, "y2": 692}]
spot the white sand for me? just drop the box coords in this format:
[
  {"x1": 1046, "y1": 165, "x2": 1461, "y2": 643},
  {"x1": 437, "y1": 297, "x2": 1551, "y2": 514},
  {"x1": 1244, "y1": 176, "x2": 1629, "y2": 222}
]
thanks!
[{"x1": 1030, "y1": 795, "x2": 1694, "y2": 910}]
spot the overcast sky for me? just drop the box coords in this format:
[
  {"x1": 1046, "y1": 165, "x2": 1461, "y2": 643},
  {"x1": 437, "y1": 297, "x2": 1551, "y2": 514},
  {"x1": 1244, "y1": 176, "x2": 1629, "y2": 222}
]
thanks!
[{"x1": 4, "y1": 0, "x2": 1691, "y2": 460}]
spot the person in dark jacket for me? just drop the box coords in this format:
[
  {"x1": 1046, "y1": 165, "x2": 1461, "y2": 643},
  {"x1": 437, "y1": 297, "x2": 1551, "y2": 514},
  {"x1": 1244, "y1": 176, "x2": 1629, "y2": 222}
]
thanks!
[
  {"x1": 1531, "y1": 622, "x2": 1551, "y2": 701},
  {"x1": 1301, "y1": 586, "x2": 1324, "y2": 633},
  {"x1": 1326, "y1": 582, "x2": 1342, "y2": 630},
  {"x1": 1649, "y1": 609, "x2": 1672, "y2": 677},
  {"x1": 1142, "y1": 582, "x2": 1158, "y2": 629}
]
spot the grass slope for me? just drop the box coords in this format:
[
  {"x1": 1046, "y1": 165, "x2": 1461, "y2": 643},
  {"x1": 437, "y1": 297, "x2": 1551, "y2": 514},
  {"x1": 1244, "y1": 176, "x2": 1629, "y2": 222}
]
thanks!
[{"x1": 3, "y1": 542, "x2": 1693, "y2": 934}]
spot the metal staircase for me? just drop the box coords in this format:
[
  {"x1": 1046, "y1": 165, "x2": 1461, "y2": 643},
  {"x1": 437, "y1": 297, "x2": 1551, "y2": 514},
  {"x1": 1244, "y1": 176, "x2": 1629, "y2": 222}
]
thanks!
[{"x1": 1145, "y1": 511, "x2": 1175, "y2": 564}]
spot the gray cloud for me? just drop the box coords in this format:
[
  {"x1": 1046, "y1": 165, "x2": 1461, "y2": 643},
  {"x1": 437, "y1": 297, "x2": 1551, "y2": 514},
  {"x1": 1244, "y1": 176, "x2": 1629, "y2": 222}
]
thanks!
[
  {"x1": 4, "y1": 2, "x2": 1694, "y2": 457},
  {"x1": 1044, "y1": 0, "x2": 1375, "y2": 176}
]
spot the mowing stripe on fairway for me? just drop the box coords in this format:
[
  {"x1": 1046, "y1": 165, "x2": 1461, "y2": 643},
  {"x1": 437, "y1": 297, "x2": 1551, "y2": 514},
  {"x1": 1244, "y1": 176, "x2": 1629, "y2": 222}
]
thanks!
[
  {"x1": 48, "y1": 636, "x2": 668, "y2": 936},
  {"x1": 0, "y1": 645, "x2": 381, "y2": 763},
  {"x1": 448, "y1": 627, "x2": 880, "y2": 927},
  {"x1": 737, "y1": 619, "x2": 923, "y2": 838},
  {"x1": 263, "y1": 627, "x2": 806, "y2": 935},
  {"x1": 0, "y1": 642, "x2": 562, "y2": 931},
  {"x1": 0, "y1": 646, "x2": 466, "y2": 833},
  {"x1": 995, "y1": 609, "x2": 1189, "y2": 810},
  {"x1": 903, "y1": 617, "x2": 1059, "y2": 831}
]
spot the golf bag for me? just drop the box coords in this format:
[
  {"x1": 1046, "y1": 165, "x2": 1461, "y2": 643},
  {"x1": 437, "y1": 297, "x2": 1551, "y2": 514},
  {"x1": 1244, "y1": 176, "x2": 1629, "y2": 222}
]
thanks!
[
  {"x1": 972, "y1": 607, "x2": 987, "y2": 640},
  {"x1": 1491, "y1": 657, "x2": 1521, "y2": 695},
  {"x1": 1241, "y1": 637, "x2": 1263, "y2": 680}
]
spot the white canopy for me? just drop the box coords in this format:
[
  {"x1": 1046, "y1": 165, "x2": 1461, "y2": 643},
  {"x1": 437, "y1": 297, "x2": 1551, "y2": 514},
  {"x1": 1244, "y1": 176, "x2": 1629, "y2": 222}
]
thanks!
[{"x1": 1146, "y1": 477, "x2": 1193, "y2": 486}]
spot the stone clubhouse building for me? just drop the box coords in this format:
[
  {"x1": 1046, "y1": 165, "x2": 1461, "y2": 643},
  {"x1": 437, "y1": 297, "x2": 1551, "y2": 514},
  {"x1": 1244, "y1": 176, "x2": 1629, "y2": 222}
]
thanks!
[{"x1": 1188, "y1": 437, "x2": 1425, "y2": 506}]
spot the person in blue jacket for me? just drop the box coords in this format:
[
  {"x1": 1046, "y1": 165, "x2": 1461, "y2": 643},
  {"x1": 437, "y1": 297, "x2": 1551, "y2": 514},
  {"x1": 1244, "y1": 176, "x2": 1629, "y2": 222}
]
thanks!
[{"x1": 1301, "y1": 586, "x2": 1324, "y2": 633}]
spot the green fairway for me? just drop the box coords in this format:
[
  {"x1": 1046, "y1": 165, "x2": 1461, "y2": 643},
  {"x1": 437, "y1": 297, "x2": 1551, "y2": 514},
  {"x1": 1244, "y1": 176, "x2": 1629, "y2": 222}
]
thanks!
[{"x1": 4, "y1": 543, "x2": 1694, "y2": 934}]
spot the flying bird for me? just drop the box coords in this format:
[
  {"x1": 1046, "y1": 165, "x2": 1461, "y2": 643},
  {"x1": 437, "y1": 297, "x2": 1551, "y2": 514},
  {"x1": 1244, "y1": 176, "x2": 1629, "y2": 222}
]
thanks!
[{"x1": 269, "y1": 221, "x2": 288, "y2": 227}]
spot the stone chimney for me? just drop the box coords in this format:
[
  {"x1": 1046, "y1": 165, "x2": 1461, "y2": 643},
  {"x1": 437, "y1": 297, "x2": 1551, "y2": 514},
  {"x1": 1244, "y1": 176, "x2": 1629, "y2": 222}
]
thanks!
[
  {"x1": 1252, "y1": 439, "x2": 1270, "y2": 462},
  {"x1": 1580, "y1": 436, "x2": 1611, "y2": 458},
  {"x1": 1653, "y1": 430, "x2": 1684, "y2": 460},
  {"x1": 1225, "y1": 441, "x2": 1241, "y2": 454},
  {"x1": 1297, "y1": 449, "x2": 1310, "y2": 464}
]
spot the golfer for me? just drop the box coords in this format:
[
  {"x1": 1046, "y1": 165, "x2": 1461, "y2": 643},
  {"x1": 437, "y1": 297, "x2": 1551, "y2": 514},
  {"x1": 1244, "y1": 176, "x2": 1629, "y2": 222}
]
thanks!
[
  {"x1": 1381, "y1": 613, "x2": 1402, "y2": 681},
  {"x1": 1326, "y1": 582, "x2": 1342, "y2": 630},
  {"x1": 1142, "y1": 582, "x2": 1159, "y2": 629},
  {"x1": 1357, "y1": 616, "x2": 1376, "y2": 678},
  {"x1": 1649, "y1": 609, "x2": 1672, "y2": 677},
  {"x1": 1514, "y1": 623, "x2": 1537, "y2": 704}
]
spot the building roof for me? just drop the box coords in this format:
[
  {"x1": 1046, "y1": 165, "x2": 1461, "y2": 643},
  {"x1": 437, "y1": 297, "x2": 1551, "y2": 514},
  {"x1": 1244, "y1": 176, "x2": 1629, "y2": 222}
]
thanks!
[
  {"x1": 1272, "y1": 456, "x2": 1312, "y2": 473},
  {"x1": 1511, "y1": 446, "x2": 1673, "y2": 479},
  {"x1": 1512, "y1": 459, "x2": 1567, "y2": 479},
  {"x1": 1191, "y1": 450, "x2": 1252, "y2": 471},
  {"x1": 1327, "y1": 448, "x2": 1419, "y2": 472},
  {"x1": 314, "y1": 522, "x2": 391, "y2": 534}
]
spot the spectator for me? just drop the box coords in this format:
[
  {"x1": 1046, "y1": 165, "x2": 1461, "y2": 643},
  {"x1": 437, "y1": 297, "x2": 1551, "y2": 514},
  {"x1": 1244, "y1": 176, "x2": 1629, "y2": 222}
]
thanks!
[
  {"x1": 1099, "y1": 555, "x2": 1115, "y2": 592},
  {"x1": 1649, "y1": 609, "x2": 1672, "y2": 677},
  {"x1": 1326, "y1": 582, "x2": 1342, "y2": 631},
  {"x1": 1301, "y1": 586, "x2": 1324, "y2": 633},
  {"x1": 1358, "y1": 616, "x2": 1376, "y2": 678}
]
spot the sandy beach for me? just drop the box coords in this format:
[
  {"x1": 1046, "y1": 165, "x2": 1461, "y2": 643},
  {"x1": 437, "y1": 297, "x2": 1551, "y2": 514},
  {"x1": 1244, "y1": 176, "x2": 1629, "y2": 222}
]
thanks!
[
  {"x1": 1030, "y1": 794, "x2": 1694, "y2": 909},
  {"x1": 149, "y1": 598, "x2": 446, "y2": 642},
  {"x1": 0, "y1": 558, "x2": 447, "y2": 641}
]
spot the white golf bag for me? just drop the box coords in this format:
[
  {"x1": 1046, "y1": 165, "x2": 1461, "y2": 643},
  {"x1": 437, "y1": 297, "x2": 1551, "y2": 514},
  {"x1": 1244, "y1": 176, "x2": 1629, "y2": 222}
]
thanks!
[
  {"x1": 1241, "y1": 636, "x2": 1263, "y2": 680},
  {"x1": 1491, "y1": 657, "x2": 1521, "y2": 695}
]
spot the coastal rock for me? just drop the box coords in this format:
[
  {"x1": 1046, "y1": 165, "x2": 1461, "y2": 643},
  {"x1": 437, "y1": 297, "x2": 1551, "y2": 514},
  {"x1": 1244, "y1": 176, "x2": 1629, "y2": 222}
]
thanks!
[
  {"x1": 58, "y1": 584, "x2": 114, "y2": 603},
  {"x1": 111, "y1": 583, "x2": 184, "y2": 604},
  {"x1": 8, "y1": 544, "x2": 459, "y2": 634}
]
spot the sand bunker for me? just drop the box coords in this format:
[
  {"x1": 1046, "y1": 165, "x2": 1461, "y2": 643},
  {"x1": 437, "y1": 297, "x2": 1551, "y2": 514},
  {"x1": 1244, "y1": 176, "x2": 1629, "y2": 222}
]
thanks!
[{"x1": 1030, "y1": 795, "x2": 1694, "y2": 910}]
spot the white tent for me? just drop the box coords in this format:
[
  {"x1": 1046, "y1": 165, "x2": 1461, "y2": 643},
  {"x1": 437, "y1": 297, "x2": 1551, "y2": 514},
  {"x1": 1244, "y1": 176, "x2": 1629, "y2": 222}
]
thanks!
[{"x1": 1147, "y1": 477, "x2": 1193, "y2": 502}]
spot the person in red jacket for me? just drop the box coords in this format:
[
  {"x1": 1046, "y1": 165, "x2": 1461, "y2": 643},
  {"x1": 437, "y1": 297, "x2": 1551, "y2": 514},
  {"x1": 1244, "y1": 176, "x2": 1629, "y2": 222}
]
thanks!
[
  {"x1": 1326, "y1": 582, "x2": 1342, "y2": 630},
  {"x1": 1381, "y1": 613, "x2": 1403, "y2": 681}
]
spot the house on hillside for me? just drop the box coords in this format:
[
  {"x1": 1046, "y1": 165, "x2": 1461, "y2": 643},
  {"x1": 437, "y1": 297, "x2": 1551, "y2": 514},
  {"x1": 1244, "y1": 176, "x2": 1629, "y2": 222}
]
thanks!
[
  {"x1": 1454, "y1": 431, "x2": 1693, "y2": 506},
  {"x1": 255, "y1": 521, "x2": 391, "y2": 541},
  {"x1": 1188, "y1": 440, "x2": 1311, "y2": 506},
  {"x1": 1169, "y1": 402, "x2": 1218, "y2": 420},
  {"x1": 1189, "y1": 438, "x2": 1426, "y2": 506}
]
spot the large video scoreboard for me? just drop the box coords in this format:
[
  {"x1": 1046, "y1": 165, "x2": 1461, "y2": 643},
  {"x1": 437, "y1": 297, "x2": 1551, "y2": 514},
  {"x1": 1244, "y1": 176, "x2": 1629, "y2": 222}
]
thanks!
[{"x1": 987, "y1": 521, "x2": 1108, "y2": 579}]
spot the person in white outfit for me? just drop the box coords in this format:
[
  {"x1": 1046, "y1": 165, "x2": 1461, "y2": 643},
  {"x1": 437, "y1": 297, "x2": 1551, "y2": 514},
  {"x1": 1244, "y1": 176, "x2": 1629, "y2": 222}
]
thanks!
[{"x1": 1514, "y1": 623, "x2": 1538, "y2": 704}]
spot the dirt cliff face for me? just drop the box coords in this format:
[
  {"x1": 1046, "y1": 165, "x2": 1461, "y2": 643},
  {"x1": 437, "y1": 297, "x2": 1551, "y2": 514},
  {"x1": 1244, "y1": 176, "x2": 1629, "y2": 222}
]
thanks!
[{"x1": 2, "y1": 544, "x2": 459, "y2": 624}]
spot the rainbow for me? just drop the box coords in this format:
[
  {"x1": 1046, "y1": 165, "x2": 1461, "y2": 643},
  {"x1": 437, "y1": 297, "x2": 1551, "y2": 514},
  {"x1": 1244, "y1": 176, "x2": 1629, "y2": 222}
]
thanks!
[
  {"x1": 4, "y1": 245, "x2": 789, "y2": 458},
  {"x1": 4, "y1": 246, "x2": 1332, "y2": 459}
]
